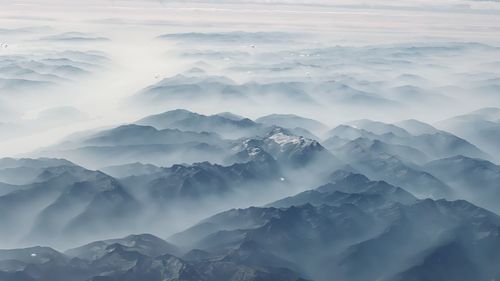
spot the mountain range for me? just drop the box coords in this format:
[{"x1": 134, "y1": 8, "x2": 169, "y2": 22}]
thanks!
[{"x1": 2, "y1": 108, "x2": 500, "y2": 281}]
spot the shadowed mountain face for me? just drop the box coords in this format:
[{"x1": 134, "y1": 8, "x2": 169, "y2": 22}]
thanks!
[
  {"x1": 36, "y1": 142, "x2": 227, "y2": 169},
  {"x1": 34, "y1": 109, "x2": 334, "y2": 170},
  {"x1": 0, "y1": 155, "x2": 285, "y2": 247},
  {"x1": 0, "y1": 158, "x2": 74, "y2": 186},
  {"x1": 326, "y1": 121, "x2": 488, "y2": 161},
  {"x1": 328, "y1": 137, "x2": 452, "y2": 198},
  {"x1": 3, "y1": 192, "x2": 500, "y2": 281},
  {"x1": 269, "y1": 171, "x2": 418, "y2": 209},
  {"x1": 1, "y1": 3, "x2": 500, "y2": 278},
  {"x1": 81, "y1": 124, "x2": 225, "y2": 147},
  {"x1": 437, "y1": 108, "x2": 500, "y2": 162},
  {"x1": 172, "y1": 188, "x2": 500, "y2": 281},
  {"x1": 1, "y1": 0, "x2": 500, "y2": 279},
  {"x1": 32, "y1": 118, "x2": 232, "y2": 169},
  {"x1": 424, "y1": 155, "x2": 500, "y2": 212},
  {"x1": 136, "y1": 109, "x2": 264, "y2": 139},
  {"x1": 2, "y1": 105, "x2": 500, "y2": 281},
  {"x1": 0, "y1": 162, "x2": 141, "y2": 246},
  {"x1": 0, "y1": 234, "x2": 309, "y2": 281},
  {"x1": 0, "y1": 113, "x2": 345, "y2": 248},
  {"x1": 65, "y1": 234, "x2": 181, "y2": 260},
  {"x1": 2, "y1": 110, "x2": 500, "y2": 222},
  {"x1": 140, "y1": 158, "x2": 283, "y2": 203},
  {"x1": 320, "y1": 118, "x2": 500, "y2": 202}
]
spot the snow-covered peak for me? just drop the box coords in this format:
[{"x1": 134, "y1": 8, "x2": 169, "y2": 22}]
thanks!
[{"x1": 266, "y1": 128, "x2": 315, "y2": 148}]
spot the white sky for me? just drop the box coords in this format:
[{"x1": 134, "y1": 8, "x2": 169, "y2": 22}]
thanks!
[{"x1": 0, "y1": 0, "x2": 499, "y2": 156}]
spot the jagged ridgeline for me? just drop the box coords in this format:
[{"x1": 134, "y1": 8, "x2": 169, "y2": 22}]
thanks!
[
  {"x1": 1, "y1": 107, "x2": 500, "y2": 281},
  {"x1": 1, "y1": 1, "x2": 500, "y2": 280}
]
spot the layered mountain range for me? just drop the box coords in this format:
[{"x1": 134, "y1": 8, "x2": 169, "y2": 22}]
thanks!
[
  {"x1": 1, "y1": 107, "x2": 500, "y2": 281},
  {"x1": 1, "y1": 2, "x2": 500, "y2": 280}
]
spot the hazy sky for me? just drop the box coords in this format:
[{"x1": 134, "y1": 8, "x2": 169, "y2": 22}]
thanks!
[{"x1": 0, "y1": 0, "x2": 499, "y2": 156}]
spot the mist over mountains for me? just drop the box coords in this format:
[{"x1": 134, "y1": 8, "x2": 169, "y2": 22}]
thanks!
[
  {"x1": 2, "y1": 107, "x2": 500, "y2": 280},
  {"x1": 1, "y1": 0, "x2": 500, "y2": 280}
]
